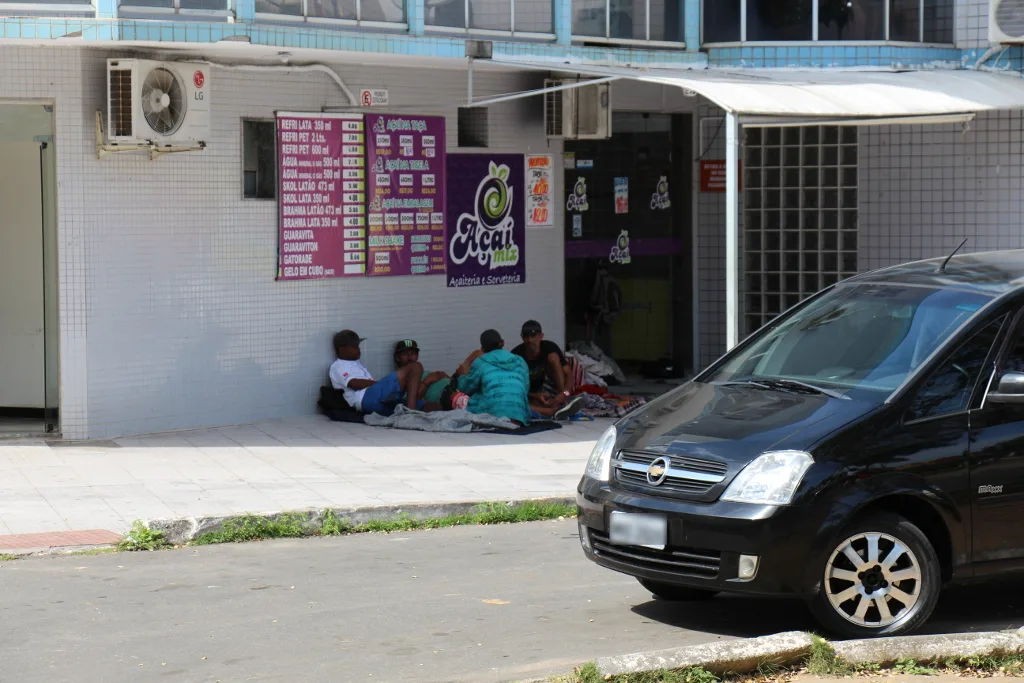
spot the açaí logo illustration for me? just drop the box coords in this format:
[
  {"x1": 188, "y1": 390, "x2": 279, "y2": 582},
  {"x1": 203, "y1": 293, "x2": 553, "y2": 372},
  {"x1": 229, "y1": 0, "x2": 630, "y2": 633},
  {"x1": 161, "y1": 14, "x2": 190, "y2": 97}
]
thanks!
[
  {"x1": 609, "y1": 229, "x2": 631, "y2": 265},
  {"x1": 566, "y1": 177, "x2": 589, "y2": 212},
  {"x1": 651, "y1": 175, "x2": 672, "y2": 210},
  {"x1": 449, "y1": 161, "x2": 519, "y2": 270},
  {"x1": 373, "y1": 116, "x2": 386, "y2": 133}
]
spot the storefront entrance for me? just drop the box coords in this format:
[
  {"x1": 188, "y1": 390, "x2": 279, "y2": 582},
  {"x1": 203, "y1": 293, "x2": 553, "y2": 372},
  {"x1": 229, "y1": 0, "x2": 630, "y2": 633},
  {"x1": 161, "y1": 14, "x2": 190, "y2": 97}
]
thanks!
[{"x1": 564, "y1": 112, "x2": 693, "y2": 379}]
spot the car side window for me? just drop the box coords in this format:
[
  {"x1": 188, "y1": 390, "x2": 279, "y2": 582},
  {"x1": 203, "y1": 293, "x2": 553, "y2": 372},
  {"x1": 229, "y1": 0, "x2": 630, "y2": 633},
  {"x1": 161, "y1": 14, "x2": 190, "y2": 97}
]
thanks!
[
  {"x1": 1000, "y1": 319, "x2": 1024, "y2": 376},
  {"x1": 907, "y1": 316, "x2": 1005, "y2": 421}
]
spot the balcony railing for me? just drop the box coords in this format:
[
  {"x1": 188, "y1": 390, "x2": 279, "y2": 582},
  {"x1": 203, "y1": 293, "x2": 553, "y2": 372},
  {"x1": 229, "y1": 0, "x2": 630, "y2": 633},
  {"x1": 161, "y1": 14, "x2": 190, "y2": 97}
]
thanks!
[
  {"x1": 572, "y1": 0, "x2": 685, "y2": 46},
  {"x1": 703, "y1": 0, "x2": 954, "y2": 44},
  {"x1": 425, "y1": 0, "x2": 555, "y2": 38},
  {"x1": 254, "y1": 0, "x2": 406, "y2": 27}
]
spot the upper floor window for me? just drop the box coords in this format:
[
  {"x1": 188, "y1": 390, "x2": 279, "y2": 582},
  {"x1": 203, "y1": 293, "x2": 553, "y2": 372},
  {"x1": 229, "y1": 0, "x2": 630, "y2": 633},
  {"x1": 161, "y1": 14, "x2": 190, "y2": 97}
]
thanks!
[
  {"x1": 425, "y1": 0, "x2": 555, "y2": 35},
  {"x1": 254, "y1": 0, "x2": 406, "y2": 24},
  {"x1": 703, "y1": 0, "x2": 953, "y2": 44},
  {"x1": 573, "y1": 0, "x2": 684, "y2": 44}
]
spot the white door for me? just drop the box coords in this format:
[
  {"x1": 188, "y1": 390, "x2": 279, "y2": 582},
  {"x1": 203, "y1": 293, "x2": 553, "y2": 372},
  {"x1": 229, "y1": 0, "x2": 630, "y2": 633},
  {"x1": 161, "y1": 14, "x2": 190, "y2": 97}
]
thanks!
[{"x1": 0, "y1": 140, "x2": 45, "y2": 408}]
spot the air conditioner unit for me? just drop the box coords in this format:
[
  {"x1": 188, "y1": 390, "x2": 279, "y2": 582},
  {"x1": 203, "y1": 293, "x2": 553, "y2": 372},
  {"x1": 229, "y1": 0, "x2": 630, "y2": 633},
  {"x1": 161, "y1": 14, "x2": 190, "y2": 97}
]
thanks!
[
  {"x1": 544, "y1": 79, "x2": 612, "y2": 140},
  {"x1": 106, "y1": 59, "x2": 211, "y2": 146},
  {"x1": 990, "y1": 0, "x2": 1024, "y2": 43}
]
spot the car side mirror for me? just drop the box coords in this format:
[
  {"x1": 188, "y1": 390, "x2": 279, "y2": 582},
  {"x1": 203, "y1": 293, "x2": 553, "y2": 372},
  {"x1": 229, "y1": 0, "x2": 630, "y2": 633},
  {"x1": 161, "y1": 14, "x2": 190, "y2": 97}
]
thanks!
[{"x1": 988, "y1": 372, "x2": 1024, "y2": 404}]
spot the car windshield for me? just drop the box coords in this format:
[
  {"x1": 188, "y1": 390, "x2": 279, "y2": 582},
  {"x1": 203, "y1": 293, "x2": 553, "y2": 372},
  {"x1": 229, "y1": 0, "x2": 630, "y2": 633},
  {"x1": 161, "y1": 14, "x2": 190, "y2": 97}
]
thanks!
[{"x1": 704, "y1": 284, "x2": 993, "y2": 397}]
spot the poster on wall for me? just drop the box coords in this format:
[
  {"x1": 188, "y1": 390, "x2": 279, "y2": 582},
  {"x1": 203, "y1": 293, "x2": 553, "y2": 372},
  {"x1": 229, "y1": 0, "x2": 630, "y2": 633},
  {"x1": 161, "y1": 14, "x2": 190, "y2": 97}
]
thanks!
[
  {"x1": 614, "y1": 177, "x2": 629, "y2": 214},
  {"x1": 364, "y1": 114, "x2": 447, "y2": 276},
  {"x1": 276, "y1": 112, "x2": 367, "y2": 280},
  {"x1": 446, "y1": 153, "x2": 525, "y2": 288},
  {"x1": 525, "y1": 154, "x2": 554, "y2": 228}
]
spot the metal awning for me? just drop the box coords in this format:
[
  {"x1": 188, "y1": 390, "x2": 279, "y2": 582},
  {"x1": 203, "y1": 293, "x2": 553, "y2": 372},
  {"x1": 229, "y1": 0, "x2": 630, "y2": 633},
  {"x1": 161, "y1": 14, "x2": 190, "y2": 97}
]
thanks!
[
  {"x1": 489, "y1": 60, "x2": 1024, "y2": 123},
  {"x1": 483, "y1": 61, "x2": 1024, "y2": 357}
]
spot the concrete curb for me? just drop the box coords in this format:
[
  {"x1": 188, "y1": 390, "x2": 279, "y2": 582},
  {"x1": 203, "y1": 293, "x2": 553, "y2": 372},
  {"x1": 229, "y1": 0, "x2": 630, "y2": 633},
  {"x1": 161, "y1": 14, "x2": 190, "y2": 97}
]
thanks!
[
  {"x1": 592, "y1": 627, "x2": 1024, "y2": 679},
  {"x1": 833, "y1": 628, "x2": 1024, "y2": 666},
  {"x1": 597, "y1": 632, "x2": 815, "y2": 677},
  {"x1": 145, "y1": 496, "x2": 577, "y2": 545}
]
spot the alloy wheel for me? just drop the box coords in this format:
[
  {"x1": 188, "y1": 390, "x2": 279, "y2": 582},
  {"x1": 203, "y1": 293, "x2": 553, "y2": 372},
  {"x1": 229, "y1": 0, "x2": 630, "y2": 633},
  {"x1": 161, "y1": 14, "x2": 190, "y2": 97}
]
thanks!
[{"x1": 824, "y1": 531, "x2": 922, "y2": 628}]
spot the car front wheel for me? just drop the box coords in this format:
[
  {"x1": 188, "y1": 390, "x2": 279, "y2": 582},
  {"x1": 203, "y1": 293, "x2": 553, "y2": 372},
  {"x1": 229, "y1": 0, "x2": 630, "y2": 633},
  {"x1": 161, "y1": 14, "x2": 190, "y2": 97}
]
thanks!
[
  {"x1": 638, "y1": 578, "x2": 719, "y2": 602},
  {"x1": 810, "y1": 512, "x2": 941, "y2": 638}
]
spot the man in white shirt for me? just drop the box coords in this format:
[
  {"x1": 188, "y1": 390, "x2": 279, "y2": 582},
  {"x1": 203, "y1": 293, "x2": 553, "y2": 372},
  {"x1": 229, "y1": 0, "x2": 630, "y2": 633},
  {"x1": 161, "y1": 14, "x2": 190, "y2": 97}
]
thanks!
[{"x1": 329, "y1": 330, "x2": 423, "y2": 416}]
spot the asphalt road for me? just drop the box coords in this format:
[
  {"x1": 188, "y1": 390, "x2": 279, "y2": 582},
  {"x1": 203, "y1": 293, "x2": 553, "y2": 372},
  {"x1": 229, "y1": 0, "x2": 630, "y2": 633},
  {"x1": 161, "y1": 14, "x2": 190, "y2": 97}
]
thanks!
[{"x1": 2, "y1": 520, "x2": 1024, "y2": 683}]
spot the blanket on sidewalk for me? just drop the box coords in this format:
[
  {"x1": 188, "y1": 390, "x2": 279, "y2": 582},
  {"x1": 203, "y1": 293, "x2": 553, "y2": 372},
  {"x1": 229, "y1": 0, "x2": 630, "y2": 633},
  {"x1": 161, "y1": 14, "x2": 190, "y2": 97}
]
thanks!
[{"x1": 363, "y1": 405, "x2": 562, "y2": 434}]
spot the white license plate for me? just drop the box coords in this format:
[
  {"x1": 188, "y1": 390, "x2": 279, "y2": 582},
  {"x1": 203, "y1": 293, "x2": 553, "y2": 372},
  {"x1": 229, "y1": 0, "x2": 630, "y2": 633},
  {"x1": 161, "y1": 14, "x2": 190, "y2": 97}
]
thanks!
[{"x1": 609, "y1": 511, "x2": 667, "y2": 550}]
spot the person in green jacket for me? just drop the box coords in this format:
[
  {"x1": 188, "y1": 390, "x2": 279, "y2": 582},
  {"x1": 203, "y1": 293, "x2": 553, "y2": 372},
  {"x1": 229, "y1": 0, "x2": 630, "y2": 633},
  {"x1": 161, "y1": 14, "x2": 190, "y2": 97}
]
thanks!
[{"x1": 455, "y1": 329, "x2": 531, "y2": 426}]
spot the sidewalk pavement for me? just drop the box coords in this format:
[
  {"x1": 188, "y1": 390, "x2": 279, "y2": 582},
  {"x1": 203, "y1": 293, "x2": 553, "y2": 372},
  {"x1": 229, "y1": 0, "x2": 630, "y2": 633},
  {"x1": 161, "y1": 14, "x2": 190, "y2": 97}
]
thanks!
[{"x1": 0, "y1": 415, "x2": 608, "y2": 547}]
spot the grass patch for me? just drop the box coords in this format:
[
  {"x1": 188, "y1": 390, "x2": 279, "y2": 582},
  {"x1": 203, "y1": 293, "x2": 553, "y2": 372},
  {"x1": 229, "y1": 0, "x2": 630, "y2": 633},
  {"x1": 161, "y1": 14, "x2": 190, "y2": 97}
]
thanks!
[
  {"x1": 805, "y1": 635, "x2": 851, "y2": 677},
  {"x1": 545, "y1": 641, "x2": 1024, "y2": 683},
  {"x1": 937, "y1": 653, "x2": 1024, "y2": 676},
  {"x1": 893, "y1": 659, "x2": 937, "y2": 676},
  {"x1": 0, "y1": 553, "x2": 19, "y2": 562},
  {"x1": 192, "y1": 513, "x2": 310, "y2": 545},
  {"x1": 111, "y1": 501, "x2": 576, "y2": 553},
  {"x1": 189, "y1": 500, "x2": 575, "y2": 546},
  {"x1": 351, "y1": 501, "x2": 576, "y2": 535},
  {"x1": 548, "y1": 665, "x2": 720, "y2": 683},
  {"x1": 117, "y1": 520, "x2": 169, "y2": 552}
]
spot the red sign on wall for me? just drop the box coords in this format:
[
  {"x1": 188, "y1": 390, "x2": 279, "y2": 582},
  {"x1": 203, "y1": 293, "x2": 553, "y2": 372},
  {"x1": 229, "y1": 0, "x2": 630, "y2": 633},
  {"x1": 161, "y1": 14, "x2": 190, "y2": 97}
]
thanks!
[{"x1": 699, "y1": 160, "x2": 742, "y2": 193}]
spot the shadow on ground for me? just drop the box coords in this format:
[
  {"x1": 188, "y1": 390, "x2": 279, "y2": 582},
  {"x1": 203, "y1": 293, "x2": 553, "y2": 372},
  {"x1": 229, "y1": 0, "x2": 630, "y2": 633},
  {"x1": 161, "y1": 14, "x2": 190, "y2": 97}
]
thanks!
[{"x1": 628, "y1": 581, "x2": 1024, "y2": 639}]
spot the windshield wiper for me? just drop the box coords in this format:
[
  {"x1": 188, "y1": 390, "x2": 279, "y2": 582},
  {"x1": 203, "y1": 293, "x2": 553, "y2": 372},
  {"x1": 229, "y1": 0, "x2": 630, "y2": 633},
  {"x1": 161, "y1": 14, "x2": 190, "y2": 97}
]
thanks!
[{"x1": 721, "y1": 377, "x2": 849, "y2": 400}]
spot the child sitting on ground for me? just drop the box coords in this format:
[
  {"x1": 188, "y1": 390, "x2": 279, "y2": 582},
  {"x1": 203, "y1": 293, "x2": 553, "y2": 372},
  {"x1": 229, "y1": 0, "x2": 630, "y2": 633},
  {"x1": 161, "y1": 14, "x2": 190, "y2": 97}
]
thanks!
[
  {"x1": 329, "y1": 330, "x2": 424, "y2": 416},
  {"x1": 393, "y1": 339, "x2": 450, "y2": 411}
]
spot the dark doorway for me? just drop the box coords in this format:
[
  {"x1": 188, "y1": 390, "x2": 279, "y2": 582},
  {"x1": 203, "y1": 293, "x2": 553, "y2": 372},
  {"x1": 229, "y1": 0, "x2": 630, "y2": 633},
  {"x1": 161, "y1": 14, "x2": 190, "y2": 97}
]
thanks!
[{"x1": 564, "y1": 112, "x2": 693, "y2": 377}]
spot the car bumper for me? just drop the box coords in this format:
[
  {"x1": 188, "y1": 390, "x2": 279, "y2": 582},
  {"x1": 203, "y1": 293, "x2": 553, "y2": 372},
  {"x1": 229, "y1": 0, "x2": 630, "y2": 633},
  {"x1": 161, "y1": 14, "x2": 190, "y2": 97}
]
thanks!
[{"x1": 577, "y1": 477, "x2": 827, "y2": 597}]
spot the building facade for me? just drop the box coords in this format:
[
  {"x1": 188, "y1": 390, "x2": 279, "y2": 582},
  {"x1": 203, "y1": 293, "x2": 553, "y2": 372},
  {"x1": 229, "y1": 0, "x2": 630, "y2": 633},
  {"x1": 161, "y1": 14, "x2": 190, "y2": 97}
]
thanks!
[{"x1": 2, "y1": 0, "x2": 1024, "y2": 438}]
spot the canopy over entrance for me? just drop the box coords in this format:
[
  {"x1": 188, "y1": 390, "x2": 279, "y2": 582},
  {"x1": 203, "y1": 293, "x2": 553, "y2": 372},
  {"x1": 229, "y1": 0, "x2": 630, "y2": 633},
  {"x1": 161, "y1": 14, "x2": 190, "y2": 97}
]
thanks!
[
  {"x1": 483, "y1": 62, "x2": 1024, "y2": 353},
  {"x1": 491, "y1": 60, "x2": 1024, "y2": 123}
]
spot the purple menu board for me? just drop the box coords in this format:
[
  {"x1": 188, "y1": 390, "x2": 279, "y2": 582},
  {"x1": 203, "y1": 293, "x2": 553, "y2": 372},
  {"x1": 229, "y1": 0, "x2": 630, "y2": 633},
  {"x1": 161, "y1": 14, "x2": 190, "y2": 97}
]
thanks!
[
  {"x1": 276, "y1": 112, "x2": 366, "y2": 280},
  {"x1": 365, "y1": 114, "x2": 447, "y2": 277}
]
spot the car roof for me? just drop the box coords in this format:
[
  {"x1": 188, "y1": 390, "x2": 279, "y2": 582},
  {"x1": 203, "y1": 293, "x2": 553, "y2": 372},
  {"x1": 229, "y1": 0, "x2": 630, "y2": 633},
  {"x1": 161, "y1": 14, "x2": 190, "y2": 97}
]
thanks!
[{"x1": 847, "y1": 248, "x2": 1024, "y2": 297}]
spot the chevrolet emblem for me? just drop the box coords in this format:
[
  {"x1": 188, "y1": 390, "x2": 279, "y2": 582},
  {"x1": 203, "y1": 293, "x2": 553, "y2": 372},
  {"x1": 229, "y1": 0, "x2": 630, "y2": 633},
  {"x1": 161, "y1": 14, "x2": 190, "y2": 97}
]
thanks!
[{"x1": 646, "y1": 457, "x2": 670, "y2": 486}]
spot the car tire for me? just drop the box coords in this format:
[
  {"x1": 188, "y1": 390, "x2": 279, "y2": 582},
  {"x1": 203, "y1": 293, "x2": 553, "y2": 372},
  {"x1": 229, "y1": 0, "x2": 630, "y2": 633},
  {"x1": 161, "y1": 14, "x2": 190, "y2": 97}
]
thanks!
[
  {"x1": 638, "y1": 578, "x2": 719, "y2": 602},
  {"x1": 809, "y1": 512, "x2": 941, "y2": 638}
]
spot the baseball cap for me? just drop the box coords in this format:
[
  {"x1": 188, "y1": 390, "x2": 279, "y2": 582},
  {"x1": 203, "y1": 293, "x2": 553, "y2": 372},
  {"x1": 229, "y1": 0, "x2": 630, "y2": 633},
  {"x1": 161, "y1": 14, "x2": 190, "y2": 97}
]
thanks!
[
  {"x1": 333, "y1": 329, "x2": 365, "y2": 348},
  {"x1": 521, "y1": 320, "x2": 543, "y2": 337},
  {"x1": 394, "y1": 339, "x2": 420, "y2": 354},
  {"x1": 480, "y1": 329, "x2": 503, "y2": 351}
]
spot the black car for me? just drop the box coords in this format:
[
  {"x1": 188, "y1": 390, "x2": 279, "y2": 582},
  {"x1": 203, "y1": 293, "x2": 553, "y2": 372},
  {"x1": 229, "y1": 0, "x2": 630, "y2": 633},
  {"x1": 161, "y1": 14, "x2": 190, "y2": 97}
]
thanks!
[{"x1": 578, "y1": 249, "x2": 1024, "y2": 638}]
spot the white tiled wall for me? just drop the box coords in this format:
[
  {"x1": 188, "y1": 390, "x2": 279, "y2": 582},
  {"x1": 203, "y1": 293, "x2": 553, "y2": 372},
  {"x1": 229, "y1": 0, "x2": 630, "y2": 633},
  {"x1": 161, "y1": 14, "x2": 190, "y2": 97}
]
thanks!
[
  {"x1": 860, "y1": 111, "x2": 1024, "y2": 270},
  {"x1": 957, "y1": 0, "x2": 989, "y2": 48},
  {"x1": 0, "y1": 46, "x2": 564, "y2": 439}
]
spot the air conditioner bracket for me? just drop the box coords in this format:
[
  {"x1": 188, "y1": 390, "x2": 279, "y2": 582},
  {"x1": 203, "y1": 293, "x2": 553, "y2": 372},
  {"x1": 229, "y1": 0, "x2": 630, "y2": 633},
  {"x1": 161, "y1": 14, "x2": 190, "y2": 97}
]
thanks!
[{"x1": 95, "y1": 111, "x2": 207, "y2": 160}]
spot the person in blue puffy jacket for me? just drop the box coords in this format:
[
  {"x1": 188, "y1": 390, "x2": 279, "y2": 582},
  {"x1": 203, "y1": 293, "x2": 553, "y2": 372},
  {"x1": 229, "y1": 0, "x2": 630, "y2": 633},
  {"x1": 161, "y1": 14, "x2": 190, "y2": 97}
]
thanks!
[{"x1": 455, "y1": 329, "x2": 531, "y2": 426}]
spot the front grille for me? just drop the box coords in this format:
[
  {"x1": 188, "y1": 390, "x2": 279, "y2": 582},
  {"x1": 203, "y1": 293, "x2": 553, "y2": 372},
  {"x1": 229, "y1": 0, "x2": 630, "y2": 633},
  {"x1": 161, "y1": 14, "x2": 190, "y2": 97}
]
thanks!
[
  {"x1": 616, "y1": 468, "x2": 714, "y2": 495},
  {"x1": 613, "y1": 450, "x2": 728, "y2": 498},
  {"x1": 619, "y1": 450, "x2": 728, "y2": 476},
  {"x1": 590, "y1": 530, "x2": 721, "y2": 579}
]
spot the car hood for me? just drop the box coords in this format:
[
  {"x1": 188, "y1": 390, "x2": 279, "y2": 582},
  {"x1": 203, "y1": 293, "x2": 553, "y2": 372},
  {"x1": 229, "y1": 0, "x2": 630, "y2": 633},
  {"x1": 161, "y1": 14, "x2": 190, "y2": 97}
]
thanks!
[{"x1": 616, "y1": 381, "x2": 876, "y2": 467}]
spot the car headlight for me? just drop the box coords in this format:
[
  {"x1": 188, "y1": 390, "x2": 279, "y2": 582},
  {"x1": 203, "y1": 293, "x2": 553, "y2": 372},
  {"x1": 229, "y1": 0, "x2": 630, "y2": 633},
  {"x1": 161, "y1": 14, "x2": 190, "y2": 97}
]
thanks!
[
  {"x1": 585, "y1": 426, "x2": 617, "y2": 482},
  {"x1": 721, "y1": 450, "x2": 813, "y2": 505}
]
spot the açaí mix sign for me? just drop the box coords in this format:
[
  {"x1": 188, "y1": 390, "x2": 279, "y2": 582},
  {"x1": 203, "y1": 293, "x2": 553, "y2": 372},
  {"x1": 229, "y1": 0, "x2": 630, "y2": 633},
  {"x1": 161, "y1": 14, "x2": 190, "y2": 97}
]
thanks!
[{"x1": 446, "y1": 153, "x2": 525, "y2": 288}]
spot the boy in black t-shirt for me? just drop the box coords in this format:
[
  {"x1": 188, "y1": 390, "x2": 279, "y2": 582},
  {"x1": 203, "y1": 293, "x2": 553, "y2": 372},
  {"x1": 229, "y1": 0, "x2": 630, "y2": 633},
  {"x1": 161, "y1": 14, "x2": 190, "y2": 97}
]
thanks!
[{"x1": 511, "y1": 320, "x2": 582, "y2": 419}]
